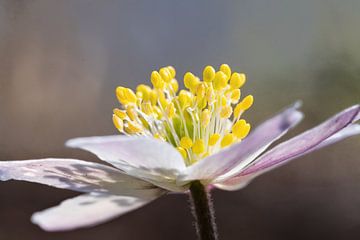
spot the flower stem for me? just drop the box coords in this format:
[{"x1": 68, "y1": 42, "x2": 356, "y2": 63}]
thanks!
[{"x1": 189, "y1": 181, "x2": 218, "y2": 240}]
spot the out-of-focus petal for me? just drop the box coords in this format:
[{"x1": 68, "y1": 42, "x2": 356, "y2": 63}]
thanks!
[
  {"x1": 242, "y1": 104, "x2": 360, "y2": 175},
  {"x1": 66, "y1": 136, "x2": 187, "y2": 192},
  {"x1": 0, "y1": 158, "x2": 164, "y2": 198},
  {"x1": 178, "y1": 102, "x2": 303, "y2": 183},
  {"x1": 31, "y1": 192, "x2": 156, "y2": 231}
]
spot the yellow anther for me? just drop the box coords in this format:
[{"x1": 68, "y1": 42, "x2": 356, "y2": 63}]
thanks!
[
  {"x1": 178, "y1": 90, "x2": 192, "y2": 109},
  {"x1": 237, "y1": 123, "x2": 251, "y2": 139},
  {"x1": 136, "y1": 84, "x2": 152, "y2": 101},
  {"x1": 125, "y1": 121, "x2": 142, "y2": 134},
  {"x1": 240, "y1": 95, "x2": 254, "y2": 111},
  {"x1": 113, "y1": 108, "x2": 127, "y2": 119},
  {"x1": 220, "y1": 95, "x2": 227, "y2": 106},
  {"x1": 234, "y1": 103, "x2": 243, "y2": 119},
  {"x1": 220, "y1": 105, "x2": 233, "y2": 118},
  {"x1": 230, "y1": 73, "x2": 246, "y2": 89},
  {"x1": 213, "y1": 71, "x2": 228, "y2": 90},
  {"x1": 116, "y1": 87, "x2": 137, "y2": 105},
  {"x1": 116, "y1": 87, "x2": 127, "y2": 105},
  {"x1": 158, "y1": 91, "x2": 169, "y2": 108},
  {"x1": 141, "y1": 102, "x2": 153, "y2": 115},
  {"x1": 231, "y1": 89, "x2": 241, "y2": 103},
  {"x1": 209, "y1": 134, "x2": 221, "y2": 146},
  {"x1": 153, "y1": 106, "x2": 163, "y2": 118},
  {"x1": 196, "y1": 83, "x2": 206, "y2": 98},
  {"x1": 203, "y1": 65, "x2": 215, "y2": 82},
  {"x1": 150, "y1": 90, "x2": 158, "y2": 105},
  {"x1": 192, "y1": 139, "x2": 205, "y2": 154},
  {"x1": 184, "y1": 72, "x2": 195, "y2": 89},
  {"x1": 151, "y1": 71, "x2": 165, "y2": 89},
  {"x1": 170, "y1": 79, "x2": 179, "y2": 93},
  {"x1": 201, "y1": 109, "x2": 211, "y2": 126},
  {"x1": 232, "y1": 119, "x2": 249, "y2": 138},
  {"x1": 184, "y1": 72, "x2": 200, "y2": 92},
  {"x1": 221, "y1": 133, "x2": 235, "y2": 148},
  {"x1": 205, "y1": 86, "x2": 215, "y2": 103},
  {"x1": 177, "y1": 147, "x2": 187, "y2": 159},
  {"x1": 180, "y1": 136, "x2": 193, "y2": 149},
  {"x1": 124, "y1": 88, "x2": 137, "y2": 104},
  {"x1": 165, "y1": 102, "x2": 175, "y2": 118},
  {"x1": 154, "y1": 133, "x2": 162, "y2": 139},
  {"x1": 126, "y1": 106, "x2": 137, "y2": 121},
  {"x1": 159, "y1": 67, "x2": 172, "y2": 83},
  {"x1": 196, "y1": 96, "x2": 207, "y2": 109},
  {"x1": 220, "y1": 64, "x2": 231, "y2": 80},
  {"x1": 167, "y1": 66, "x2": 176, "y2": 79},
  {"x1": 112, "y1": 114, "x2": 123, "y2": 131}
]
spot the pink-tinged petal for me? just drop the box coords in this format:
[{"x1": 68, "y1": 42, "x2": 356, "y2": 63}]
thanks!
[
  {"x1": 66, "y1": 136, "x2": 185, "y2": 175},
  {"x1": 31, "y1": 193, "x2": 156, "y2": 231},
  {"x1": 0, "y1": 159, "x2": 163, "y2": 198},
  {"x1": 178, "y1": 102, "x2": 303, "y2": 183},
  {"x1": 213, "y1": 175, "x2": 254, "y2": 191},
  {"x1": 214, "y1": 123, "x2": 360, "y2": 191},
  {"x1": 242, "y1": 104, "x2": 360, "y2": 176}
]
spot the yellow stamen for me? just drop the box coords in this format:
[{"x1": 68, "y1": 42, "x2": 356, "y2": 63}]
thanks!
[
  {"x1": 176, "y1": 147, "x2": 187, "y2": 159},
  {"x1": 220, "y1": 105, "x2": 233, "y2": 118},
  {"x1": 232, "y1": 119, "x2": 251, "y2": 139},
  {"x1": 112, "y1": 114, "x2": 123, "y2": 131},
  {"x1": 159, "y1": 67, "x2": 172, "y2": 83},
  {"x1": 116, "y1": 87, "x2": 137, "y2": 105},
  {"x1": 113, "y1": 108, "x2": 127, "y2": 119},
  {"x1": 231, "y1": 89, "x2": 241, "y2": 103},
  {"x1": 136, "y1": 84, "x2": 152, "y2": 101},
  {"x1": 113, "y1": 64, "x2": 254, "y2": 165},
  {"x1": 167, "y1": 66, "x2": 176, "y2": 79},
  {"x1": 125, "y1": 121, "x2": 142, "y2": 134},
  {"x1": 192, "y1": 139, "x2": 205, "y2": 154},
  {"x1": 230, "y1": 73, "x2": 246, "y2": 89},
  {"x1": 165, "y1": 102, "x2": 175, "y2": 119},
  {"x1": 213, "y1": 71, "x2": 228, "y2": 90},
  {"x1": 221, "y1": 133, "x2": 235, "y2": 148},
  {"x1": 209, "y1": 134, "x2": 221, "y2": 146},
  {"x1": 151, "y1": 71, "x2": 165, "y2": 89},
  {"x1": 203, "y1": 65, "x2": 215, "y2": 82},
  {"x1": 170, "y1": 79, "x2": 179, "y2": 93},
  {"x1": 180, "y1": 136, "x2": 193, "y2": 149},
  {"x1": 220, "y1": 64, "x2": 231, "y2": 80},
  {"x1": 184, "y1": 72, "x2": 200, "y2": 93},
  {"x1": 201, "y1": 109, "x2": 211, "y2": 126},
  {"x1": 240, "y1": 95, "x2": 254, "y2": 111}
]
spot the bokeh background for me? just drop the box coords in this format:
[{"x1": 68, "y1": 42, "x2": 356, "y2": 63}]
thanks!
[{"x1": 0, "y1": 0, "x2": 359, "y2": 239}]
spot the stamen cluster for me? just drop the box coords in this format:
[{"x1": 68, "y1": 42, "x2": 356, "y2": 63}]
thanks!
[{"x1": 113, "y1": 64, "x2": 253, "y2": 165}]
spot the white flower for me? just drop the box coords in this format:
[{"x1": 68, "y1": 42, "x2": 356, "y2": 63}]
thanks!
[{"x1": 0, "y1": 64, "x2": 359, "y2": 232}]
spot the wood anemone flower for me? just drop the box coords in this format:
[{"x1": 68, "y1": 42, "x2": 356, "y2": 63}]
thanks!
[{"x1": 0, "y1": 65, "x2": 359, "y2": 236}]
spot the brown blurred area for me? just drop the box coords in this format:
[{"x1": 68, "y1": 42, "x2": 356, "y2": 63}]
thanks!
[{"x1": 0, "y1": 0, "x2": 359, "y2": 239}]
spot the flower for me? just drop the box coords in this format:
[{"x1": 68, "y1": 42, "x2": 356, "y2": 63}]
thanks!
[{"x1": 0, "y1": 64, "x2": 359, "y2": 232}]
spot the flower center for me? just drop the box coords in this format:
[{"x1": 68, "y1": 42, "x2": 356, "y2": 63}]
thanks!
[{"x1": 113, "y1": 64, "x2": 253, "y2": 165}]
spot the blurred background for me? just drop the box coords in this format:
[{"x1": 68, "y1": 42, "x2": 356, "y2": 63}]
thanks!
[{"x1": 0, "y1": 0, "x2": 359, "y2": 239}]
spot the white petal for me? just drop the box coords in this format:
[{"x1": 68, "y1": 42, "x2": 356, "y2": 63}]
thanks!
[
  {"x1": 242, "y1": 104, "x2": 360, "y2": 175},
  {"x1": 216, "y1": 113, "x2": 360, "y2": 191},
  {"x1": 66, "y1": 136, "x2": 187, "y2": 192},
  {"x1": 31, "y1": 193, "x2": 156, "y2": 231},
  {"x1": 214, "y1": 124, "x2": 360, "y2": 191},
  {"x1": 0, "y1": 158, "x2": 163, "y2": 198},
  {"x1": 178, "y1": 102, "x2": 303, "y2": 183}
]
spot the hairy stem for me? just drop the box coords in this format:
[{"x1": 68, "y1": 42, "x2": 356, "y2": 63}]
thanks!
[{"x1": 189, "y1": 181, "x2": 218, "y2": 240}]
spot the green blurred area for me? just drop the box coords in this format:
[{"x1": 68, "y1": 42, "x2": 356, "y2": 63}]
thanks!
[{"x1": 0, "y1": 1, "x2": 359, "y2": 239}]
